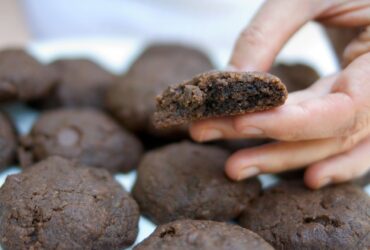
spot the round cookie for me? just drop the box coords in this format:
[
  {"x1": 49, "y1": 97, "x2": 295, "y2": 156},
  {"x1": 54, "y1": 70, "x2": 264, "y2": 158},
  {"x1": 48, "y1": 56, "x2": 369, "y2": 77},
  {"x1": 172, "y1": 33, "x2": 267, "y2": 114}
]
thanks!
[
  {"x1": 36, "y1": 59, "x2": 115, "y2": 109},
  {"x1": 106, "y1": 44, "x2": 213, "y2": 136},
  {"x1": 0, "y1": 156, "x2": 140, "y2": 250},
  {"x1": 132, "y1": 141, "x2": 261, "y2": 224},
  {"x1": 239, "y1": 181, "x2": 370, "y2": 250},
  {"x1": 0, "y1": 111, "x2": 16, "y2": 170},
  {"x1": 270, "y1": 63, "x2": 319, "y2": 92},
  {"x1": 19, "y1": 108, "x2": 143, "y2": 173},
  {"x1": 0, "y1": 49, "x2": 56, "y2": 102},
  {"x1": 134, "y1": 220, "x2": 274, "y2": 250}
]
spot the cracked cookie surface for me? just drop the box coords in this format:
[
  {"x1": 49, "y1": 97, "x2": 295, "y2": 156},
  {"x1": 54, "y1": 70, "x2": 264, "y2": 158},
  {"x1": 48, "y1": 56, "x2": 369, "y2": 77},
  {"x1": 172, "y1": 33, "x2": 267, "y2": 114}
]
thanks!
[
  {"x1": 0, "y1": 156, "x2": 140, "y2": 250},
  {"x1": 132, "y1": 141, "x2": 261, "y2": 224},
  {"x1": 134, "y1": 219, "x2": 274, "y2": 250},
  {"x1": 238, "y1": 180, "x2": 370, "y2": 250}
]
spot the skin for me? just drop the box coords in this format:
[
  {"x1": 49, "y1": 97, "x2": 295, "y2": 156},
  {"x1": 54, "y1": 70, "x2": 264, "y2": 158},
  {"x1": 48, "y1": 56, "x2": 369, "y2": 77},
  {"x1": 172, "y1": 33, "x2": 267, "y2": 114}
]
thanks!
[
  {"x1": 190, "y1": 0, "x2": 370, "y2": 189},
  {"x1": 0, "y1": 0, "x2": 29, "y2": 49}
]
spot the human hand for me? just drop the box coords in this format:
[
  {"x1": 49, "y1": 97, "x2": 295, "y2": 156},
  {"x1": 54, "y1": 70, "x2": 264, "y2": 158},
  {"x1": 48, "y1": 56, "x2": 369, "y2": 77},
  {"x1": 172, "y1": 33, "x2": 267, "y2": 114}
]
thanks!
[{"x1": 190, "y1": 0, "x2": 370, "y2": 189}]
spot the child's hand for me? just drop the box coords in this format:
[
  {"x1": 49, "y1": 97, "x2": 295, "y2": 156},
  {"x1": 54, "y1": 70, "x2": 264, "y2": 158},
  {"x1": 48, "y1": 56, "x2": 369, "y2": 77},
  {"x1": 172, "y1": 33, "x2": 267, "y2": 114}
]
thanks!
[{"x1": 190, "y1": 0, "x2": 370, "y2": 189}]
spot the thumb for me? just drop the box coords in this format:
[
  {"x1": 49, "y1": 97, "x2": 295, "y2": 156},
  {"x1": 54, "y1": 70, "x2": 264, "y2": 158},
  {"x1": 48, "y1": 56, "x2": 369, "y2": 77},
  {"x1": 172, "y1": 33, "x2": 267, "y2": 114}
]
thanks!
[{"x1": 229, "y1": 0, "x2": 324, "y2": 71}]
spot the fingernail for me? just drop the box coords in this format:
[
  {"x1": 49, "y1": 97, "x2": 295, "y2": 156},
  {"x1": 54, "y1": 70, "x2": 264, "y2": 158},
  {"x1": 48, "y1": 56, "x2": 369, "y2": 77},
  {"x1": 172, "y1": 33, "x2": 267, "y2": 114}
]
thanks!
[
  {"x1": 318, "y1": 177, "x2": 332, "y2": 188},
  {"x1": 237, "y1": 166, "x2": 260, "y2": 180},
  {"x1": 241, "y1": 126, "x2": 263, "y2": 136},
  {"x1": 199, "y1": 129, "x2": 222, "y2": 142}
]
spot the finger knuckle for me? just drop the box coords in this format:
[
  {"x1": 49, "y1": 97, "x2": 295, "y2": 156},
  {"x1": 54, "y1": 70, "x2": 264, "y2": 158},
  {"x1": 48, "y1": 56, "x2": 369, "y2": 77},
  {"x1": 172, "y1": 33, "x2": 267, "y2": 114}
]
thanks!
[
  {"x1": 342, "y1": 114, "x2": 370, "y2": 136},
  {"x1": 339, "y1": 135, "x2": 358, "y2": 152}
]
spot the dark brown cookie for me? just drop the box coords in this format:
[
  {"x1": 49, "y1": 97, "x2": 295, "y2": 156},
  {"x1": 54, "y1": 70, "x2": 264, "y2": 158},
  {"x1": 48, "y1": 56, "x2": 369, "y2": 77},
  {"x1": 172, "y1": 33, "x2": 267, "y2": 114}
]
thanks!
[
  {"x1": 239, "y1": 181, "x2": 370, "y2": 250},
  {"x1": 106, "y1": 44, "x2": 213, "y2": 137},
  {"x1": 0, "y1": 49, "x2": 56, "y2": 102},
  {"x1": 153, "y1": 71, "x2": 287, "y2": 128},
  {"x1": 19, "y1": 108, "x2": 143, "y2": 173},
  {"x1": 132, "y1": 141, "x2": 261, "y2": 224},
  {"x1": 270, "y1": 63, "x2": 319, "y2": 92},
  {"x1": 0, "y1": 111, "x2": 16, "y2": 170},
  {"x1": 134, "y1": 220, "x2": 274, "y2": 250},
  {"x1": 36, "y1": 59, "x2": 115, "y2": 109},
  {"x1": 0, "y1": 156, "x2": 140, "y2": 250}
]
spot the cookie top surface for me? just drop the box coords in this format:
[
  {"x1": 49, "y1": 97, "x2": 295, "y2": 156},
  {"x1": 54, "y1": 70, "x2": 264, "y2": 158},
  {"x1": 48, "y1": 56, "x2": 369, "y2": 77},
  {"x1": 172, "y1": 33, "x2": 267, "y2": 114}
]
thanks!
[
  {"x1": 132, "y1": 141, "x2": 261, "y2": 224},
  {"x1": 38, "y1": 59, "x2": 115, "y2": 109},
  {"x1": 153, "y1": 71, "x2": 287, "y2": 128},
  {"x1": 0, "y1": 49, "x2": 56, "y2": 102},
  {"x1": 0, "y1": 111, "x2": 16, "y2": 170},
  {"x1": 19, "y1": 108, "x2": 143, "y2": 173},
  {"x1": 134, "y1": 220, "x2": 274, "y2": 250},
  {"x1": 106, "y1": 44, "x2": 213, "y2": 135},
  {"x1": 0, "y1": 156, "x2": 140, "y2": 250},
  {"x1": 239, "y1": 181, "x2": 370, "y2": 250}
]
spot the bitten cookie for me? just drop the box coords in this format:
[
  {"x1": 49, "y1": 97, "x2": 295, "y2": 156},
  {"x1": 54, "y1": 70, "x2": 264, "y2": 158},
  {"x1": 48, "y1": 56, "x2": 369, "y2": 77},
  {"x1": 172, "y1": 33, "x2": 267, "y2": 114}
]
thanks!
[
  {"x1": 0, "y1": 49, "x2": 56, "y2": 102},
  {"x1": 106, "y1": 44, "x2": 213, "y2": 137},
  {"x1": 36, "y1": 59, "x2": 115, "y2": 109},
  {"x1": 0, "y1": 111, "x2": 16, "y2": 170},
  {"x1": 19, "y1": 108, "x2": 143, "y2": 173},
  {"x1": 134, "y1": 220, "x2": 274, "y2": 250},
  {"x1": 239, "y1": 181, "x2": 370, "y2": 250},
  {"x1": 153, "y1": 71, "x2": 287, "y2": 128},
  {"x1": 0, "y1": 156, "x2": 140, "y2": 250},
  {"x1": 132, "y1": 141, "x2": 261, "y2": 224}
]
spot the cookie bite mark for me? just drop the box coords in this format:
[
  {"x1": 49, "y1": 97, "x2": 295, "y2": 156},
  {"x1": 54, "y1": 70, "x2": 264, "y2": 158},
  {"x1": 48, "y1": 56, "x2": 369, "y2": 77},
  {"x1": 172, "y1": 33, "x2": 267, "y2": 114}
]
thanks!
[{"x1": 153, "y1": 71, "x2": 287, "y2": 128}]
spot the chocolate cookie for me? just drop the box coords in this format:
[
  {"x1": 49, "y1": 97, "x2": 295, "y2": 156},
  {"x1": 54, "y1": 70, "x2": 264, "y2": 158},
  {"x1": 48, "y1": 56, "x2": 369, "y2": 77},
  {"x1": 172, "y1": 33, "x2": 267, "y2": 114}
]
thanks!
[
  {"x1": 0, "y1": 111, "x2": 16, "y2": 170},
  {"x1": 153, "y1": 71, "x2": 287, "y2": 128},
  {"x1": 0, "y1": 156, "x2": 140, "y2": 249},
  {"x1": 132, "y1": 141, "x2": 261, "y2": 224},
  {"x1": 19, "y1": 108, "x2": 143, "y2": 173},
  {"x1": 36, "y1": 59, "x2": 115, "y2": 109},
  {"x1": 0, "y1": 49, "x2": 56, "y2": 102},
  {"x1": 270, "y1": 63, "x2": 319, "y2": 92},
  {"x1": 106, "y1": 44, "x2": 213, "y2": 136},
  {"x1": 239, "y1": 181, "x2": 370, "y2": 250},
  {"x1": 134, "y1": 220, "x2": 274, "y2": 250}
]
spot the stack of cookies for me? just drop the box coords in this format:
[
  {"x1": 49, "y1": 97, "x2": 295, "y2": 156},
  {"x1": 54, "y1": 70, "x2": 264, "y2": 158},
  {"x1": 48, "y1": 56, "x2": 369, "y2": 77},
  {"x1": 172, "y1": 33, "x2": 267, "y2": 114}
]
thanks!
[{"x1": 0, "y1": 44, "x2": 368, "y2": 250}]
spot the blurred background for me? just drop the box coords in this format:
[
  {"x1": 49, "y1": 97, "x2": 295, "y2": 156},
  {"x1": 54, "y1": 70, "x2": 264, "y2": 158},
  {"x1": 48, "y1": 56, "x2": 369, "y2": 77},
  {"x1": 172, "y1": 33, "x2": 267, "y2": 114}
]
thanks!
[{"x1": 0, "y1": 0, "x2": 338, "y2": 74}]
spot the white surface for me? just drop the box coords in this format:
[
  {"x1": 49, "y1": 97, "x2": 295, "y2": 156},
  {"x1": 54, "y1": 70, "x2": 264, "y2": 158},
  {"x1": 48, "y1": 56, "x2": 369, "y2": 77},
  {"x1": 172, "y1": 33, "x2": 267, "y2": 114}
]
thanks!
[
  {"x1": 0, "y1": 34, "x2": 368, "y2": 249},
  {"x1": 22, "y1": 0, "x2": 264, "y2": 50}
]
